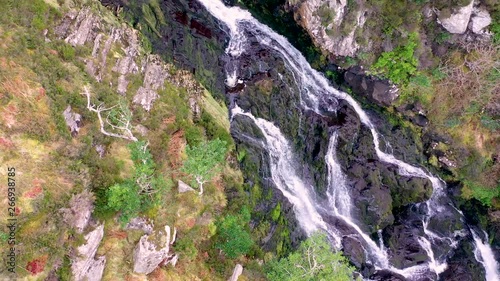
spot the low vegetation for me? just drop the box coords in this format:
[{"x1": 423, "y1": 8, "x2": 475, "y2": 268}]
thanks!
[
  {"x1": 265, "y1": 232, "x2": 356, "y2": 281},
  {"x1": 371, "y1": 32, "x2": 419, "y2": 84}
]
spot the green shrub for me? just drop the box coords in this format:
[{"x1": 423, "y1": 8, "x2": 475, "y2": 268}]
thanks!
[
  {"x1": 464, "y1": 181, "x2": 500, "y2": 207},
  {"x1": 185, "y1": 125, "x2": 204, "y2": 146},
  {"x1": 182, "y1": 138, "x2": 227, "y2": 193},
  {"x1": 215, "y1": 213, "x2": 253, "y2": 259},
  {"x1": 198, "y1": 110, "x2": 233, "y2": 148},
  {"x1": 104, "y1": 141, "x2": 168, "y2": 224},
  {"x1": 271, "y1": 203, "x2": 281, "y2": 221},
  {"x1": 410, "y1": 74, "x2": 431, "y2": 87},
  {"x1": 106, "y1": 180, "x2": 141, "y2": 224},
  {"x1": 435, "y1": 31, "x2": 452, "y2": 44},
  {"x1": 59, "y1": 44, "x2": 76, "y2": 61},
  {"x1": 174, "y1": 237, "x2": 198, "y2": 261},
  {"x1": 480, "y1": 114, "x2": 500, "y2": 131},
  {"x1": 372, "y1": 32, "x2": 419, "y2": 84},
  {"x1": 265, "y1": 232, "x2": 355, "y2": 281}
]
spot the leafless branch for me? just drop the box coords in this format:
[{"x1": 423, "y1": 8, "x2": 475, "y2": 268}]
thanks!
[{"x1": 82, "y1": 86, "x2": 138, "y2": 142}]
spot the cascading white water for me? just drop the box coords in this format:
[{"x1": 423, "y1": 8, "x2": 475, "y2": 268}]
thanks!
[
  {"x1": 325, "y1": 133, "x2": 390, "y2": 269},
  {"x1": 196, "y1": 0, "x2": 500, "y2": 279},
  {"x1": 231, "y1": 105, "x2": 343, "y2": 246},
  {"x1": 326, "y1": 133, "x2": 352, "y2": 218},
  {"x1": 472, "y1": 229, "x2": 500, "y2": 281}
]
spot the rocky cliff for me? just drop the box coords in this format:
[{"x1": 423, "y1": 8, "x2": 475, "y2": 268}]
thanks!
[{"x1": 289, "y1": 0, "x2": 494, "y2": 59}]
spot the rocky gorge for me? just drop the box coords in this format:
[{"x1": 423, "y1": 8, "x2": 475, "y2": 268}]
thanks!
[
  {"x1": 101, "y1": 0, "x2": 499, "y2": 280},
  {"x1": 0, "y1": 0, "x2": 497, "y2": 280}
]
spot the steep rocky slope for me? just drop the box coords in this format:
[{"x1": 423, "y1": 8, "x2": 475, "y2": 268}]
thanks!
[{"x1": 0, "y1": 1, "x2": 264, "y2": 280}]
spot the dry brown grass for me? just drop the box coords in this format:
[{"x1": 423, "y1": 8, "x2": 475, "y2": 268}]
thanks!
[
  {"x1": 437, "y1": 42, "x2": 499, "y2": 114},
  {"x1": 167, "y1": 129, "x2": 186, "y2": 169}
]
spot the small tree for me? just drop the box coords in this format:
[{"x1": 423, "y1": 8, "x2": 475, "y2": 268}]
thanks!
[
  {"x1": 106, "y1": 180, "x2": 141, "y2": 224},
  {"x1": 106, "y1": 141, "x2": 167, "y2": 224},
  {"x1": 215, "y1": 212, "x2": 253, "y2": 259},
  {"x1": 181, "y1": 138, "x2": 227, "y2": 195},
  {"x1": 82, "y1": 86, "x2": 138, "y2": 141},
  {"x1": 266, "y1": 232, "x2": 355, "y2": 281}
]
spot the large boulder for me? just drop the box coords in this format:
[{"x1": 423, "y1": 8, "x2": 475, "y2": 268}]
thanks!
[
  {"x1": 342, "y1": 236, "x2": 366, "y2": 268},
  {"x1": 437, "y1": 0, "x2": 474, "y2": 34},
  {"x1": 71, "y1": 224, "x2": 106, "y2": 281},
  {"x1": 291, "y1": 0, "x2": 367, "y2": 57},
  {"x1": 133, "y1": 225, "x2": 178, "y2": 275},
  {"x1": 469, "y1": 7, "x2": 492, "y2": 34},
  {"x1": 383, "y1": 223, "x2": 428, "y2": 269}
]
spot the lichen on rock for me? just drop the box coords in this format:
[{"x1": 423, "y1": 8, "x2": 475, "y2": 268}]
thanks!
[
  {"x1": 133, "y1": 225, "x2": 178, "y2": 275},
  {"x1": 71, "y1": 224, "x2": 106, "y2": 281}
]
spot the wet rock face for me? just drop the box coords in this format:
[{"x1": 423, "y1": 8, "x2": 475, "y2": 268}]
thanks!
[
  {"x1": 342, "y1": 236, "x2": 366, "y2": 268},
  {"x1": 344, "y1": 66, "x2": 399, "y2": 107},
  {"x1": 335, "y1": 102, "x2": 433, "y2": 231},
  {"x1": 383, "y1": 211, "x2": 429, "y2": 274},
  {"x1": 440, "y1": 234, "x2": 486, "y2": 281},
  {"x1": 230, "y1": 115, "x2": 307, "y2": 250},
  {"x1": 105, "y1": 0, "x2": 228, "y2": 100}
]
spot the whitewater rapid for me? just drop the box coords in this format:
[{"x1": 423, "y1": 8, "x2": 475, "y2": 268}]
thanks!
[{"x1": 196, "y1": 0, "x2": 500, "y2": 280}]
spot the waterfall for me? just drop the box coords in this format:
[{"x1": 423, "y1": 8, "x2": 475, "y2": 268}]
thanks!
[
  {"x1": 196, "y1": 0, "x2": 500, "y2": 280},
  {"x1": 231, "y1": 105, "x2": 343, "y2": 246},
  {"x1": 472, "y1": 229, "x2": 500, "y2": 281},
  {"x1": 325, "y1": 133, "x2": 390, "y2": 270}
]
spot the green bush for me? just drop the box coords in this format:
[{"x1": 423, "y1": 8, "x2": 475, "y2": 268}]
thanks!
[
  {"x1": 464, "y1": 181, "x2": 500, "y2": 207},
  {"x1": 372, "y1": 32, "x2": 419, "y2": 85},
  {"x1": 182, "y1": 138, "x2": 227, "y2": 192},
  {"x1": 185, "y1": 125, "x2": 204, "y2": 146},
  {"x1": 215, "y1": 213, "x2": 253, "y2": 259},
  {"x1": 480, "y1": 114, "x2": 500, "y2": 131},
  {"x1": 104, "y1": 140, "x2": 168, "y2": 224},
  {"x1": 106, "y1": 180, "x2": 141, "y2": 224},
  {"x1": 265, "y1": 232, "x2": 355, "y2": 281},
  {"x1": 271, "y1": 203, "x2": 281, "y2": 221},
  {"x1": 198, "y1": 110, "x2": 233, "y2": 148},
  {"x1": 59, "y1": 44, "x2": 76, "y2": 61},
  {"x1": 174, "y1": 237, "x2": 198, "y2": 261}
]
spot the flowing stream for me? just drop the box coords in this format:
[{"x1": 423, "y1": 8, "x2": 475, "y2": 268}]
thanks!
[{"x1": 196, "y1": 0, "x2": 500, "y2": 280}]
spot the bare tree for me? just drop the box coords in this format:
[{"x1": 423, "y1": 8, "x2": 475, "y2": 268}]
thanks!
[{"x1": 82, "y1": 86, "x2": 138, "y2": 142}]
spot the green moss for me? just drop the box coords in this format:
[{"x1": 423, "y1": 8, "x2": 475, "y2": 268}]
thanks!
[
  {"x1": 429, "y1": 155, "x2": 439, "y2": 167},
  {"x1": 271, "y1": 203, "x2": 281, "y2": 221},
  {"x1": 463, "y1": 181, "x2": 500, "y2": 207}
]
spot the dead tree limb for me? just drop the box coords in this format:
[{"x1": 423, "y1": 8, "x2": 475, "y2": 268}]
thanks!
[{"x1": 82, "y1": 86, "x2": 138, "y2": 142}]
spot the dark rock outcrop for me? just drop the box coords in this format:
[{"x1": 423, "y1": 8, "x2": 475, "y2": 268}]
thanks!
[
  {"x1": 344, "y1": 66, "x2": 399, "y2": 107},
  {"x1": 342, "y1": 236, "x2": 366, "y2": 268}
]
